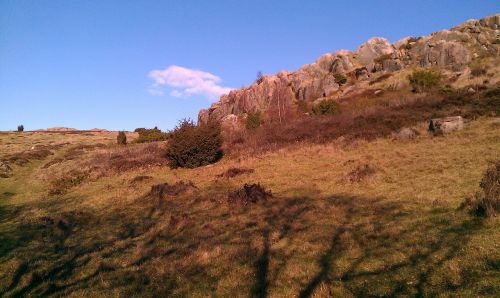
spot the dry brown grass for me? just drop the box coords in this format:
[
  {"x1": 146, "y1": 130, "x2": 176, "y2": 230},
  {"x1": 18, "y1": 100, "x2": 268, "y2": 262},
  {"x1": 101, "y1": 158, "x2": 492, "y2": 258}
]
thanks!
[{"x1": 0, "y1": 107, "x2": 499, "y2": 296}]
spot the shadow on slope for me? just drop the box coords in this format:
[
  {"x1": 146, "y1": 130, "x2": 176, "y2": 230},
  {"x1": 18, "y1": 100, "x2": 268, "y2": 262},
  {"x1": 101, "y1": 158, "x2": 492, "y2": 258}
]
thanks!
[{"x1": 0, "y1": 187, "x2": 492, "y2": 297}]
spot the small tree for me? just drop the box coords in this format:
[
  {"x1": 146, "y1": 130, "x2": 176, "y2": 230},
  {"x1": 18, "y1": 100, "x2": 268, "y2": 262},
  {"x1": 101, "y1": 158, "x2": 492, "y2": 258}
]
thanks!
[
  {"x1": 408, "y1": 69, "x2": 441, "y2": 93},
  {"x1": 117, "y1": 131, "x2": 127, "y2": 145},
  {"x1": 17, "y1": 125, "x2": 24, "y2": 132},
  {"x1": 334, "y1": 73, "x2": 347, "y2": 86},
  {"x1": 312, "y1": 99, "x2": 340, "y2": 116},
  {"x1": 165, "y1": 119, "x2": 223, "y2": 169},
  {"x1": 246, "y1": 111, "x2": 262, "y2": 129}
]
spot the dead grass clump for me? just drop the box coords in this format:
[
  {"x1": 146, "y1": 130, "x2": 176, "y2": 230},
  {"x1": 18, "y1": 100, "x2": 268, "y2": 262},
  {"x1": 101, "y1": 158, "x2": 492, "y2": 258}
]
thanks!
[
  {"x1": 227, "y1": 183, "x2": 273, "y2": 205},
  {"x1": 216, "y1": 167, "x2": 255, "y2": 178},
  {"x1": 346, "y1": 164, "x2": 377, "y2": 183},
  {"x1": 48, "y1": 171, "x2": 89, "y2": 196},
  {"x1": 463, "y1": 161, "x2": 500, "y2": 217},
  {"x1": 129, "y1": 175, "x2": 153, "y2": 185},
  {"x1": 149, "y1": 180, "x2": 197, "y2": 200}
]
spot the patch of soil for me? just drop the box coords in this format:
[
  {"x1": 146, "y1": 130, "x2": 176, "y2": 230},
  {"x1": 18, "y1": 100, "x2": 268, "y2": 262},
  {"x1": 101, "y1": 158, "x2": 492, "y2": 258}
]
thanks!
[
  {"x1": 216, "y1": 167, "x2": 255, "y2": 178},
  {"x1": 227, "y1": 183, "x2": 273, "y2": 205}
]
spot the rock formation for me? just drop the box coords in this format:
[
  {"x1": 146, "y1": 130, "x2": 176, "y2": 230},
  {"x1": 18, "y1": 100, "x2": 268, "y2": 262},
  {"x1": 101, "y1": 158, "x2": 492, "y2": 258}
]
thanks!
[{"x1": 199, "y1": 14, "x2": 500, "y2": 125}]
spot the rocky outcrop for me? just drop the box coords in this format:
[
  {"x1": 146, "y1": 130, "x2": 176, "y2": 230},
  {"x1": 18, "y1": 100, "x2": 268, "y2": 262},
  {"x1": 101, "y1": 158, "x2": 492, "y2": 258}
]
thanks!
[
  {"x1": 199, "y1": 14, "x2": 500, "y2": 124},
  {"x1": 429, "y1": 116, "x2": 464, "y2": 134}
]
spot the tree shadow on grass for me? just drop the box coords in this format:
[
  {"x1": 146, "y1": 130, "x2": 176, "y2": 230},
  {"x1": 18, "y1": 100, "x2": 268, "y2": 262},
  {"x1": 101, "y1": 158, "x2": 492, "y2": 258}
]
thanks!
[
  {"x1": 295, "y1": 195, "x2": 484, "y2": 297},
  {"x1": 0, "y1": 188, "x2": 488, "y2": 297}
]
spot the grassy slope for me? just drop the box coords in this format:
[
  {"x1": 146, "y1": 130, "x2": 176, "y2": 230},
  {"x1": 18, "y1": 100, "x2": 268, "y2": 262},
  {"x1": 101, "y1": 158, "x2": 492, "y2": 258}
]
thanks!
[{"x1": 0, "y1": 119, "x2": 499, "y2": 297}]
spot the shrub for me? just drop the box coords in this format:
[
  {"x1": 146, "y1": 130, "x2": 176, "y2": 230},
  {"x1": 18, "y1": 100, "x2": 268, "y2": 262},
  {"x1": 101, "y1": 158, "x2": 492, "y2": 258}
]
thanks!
[
  {"x1": 334, "y1": 73, "x2": 347, "y2": 86},
  {"x1": 227, "y1": 183, "x2": 273, "y2": 205},
  {"x1": 165, "y1": 119, "x2": 222, "y2": 169},
  {"x1": 462, "y1": 161, "x2": 500, "y2": 217},
  {"x1": 312, "y1": 99, "x2": 340, "y2": 116},
  {"x1": 17, "y1": 125, "x2": 24, "y2": 132},
  {"x1": 246, "y1": 111, "x2": 262, "y2": 129},
  {"x1": 134, "y1": 127, "x2": 169, "y2": 143},
  {"x1": 117, "y1": 131, "x2": 127, "y2": 145},
  {"x1": 408, "y1": 69, "x2": 441, "y2": 93}
]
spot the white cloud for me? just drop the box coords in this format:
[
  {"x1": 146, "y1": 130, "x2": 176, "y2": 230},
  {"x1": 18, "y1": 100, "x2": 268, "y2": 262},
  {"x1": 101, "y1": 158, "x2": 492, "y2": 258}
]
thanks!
[{"x1": 148, "y1": 65, "x2": 233, "y2": 100}]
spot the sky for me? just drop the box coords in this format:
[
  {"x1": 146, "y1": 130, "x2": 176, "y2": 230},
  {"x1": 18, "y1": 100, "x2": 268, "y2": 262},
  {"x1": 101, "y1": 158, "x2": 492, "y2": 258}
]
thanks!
[{"x1": 1, "y1": 1, "x2": 499, "y2": 131}]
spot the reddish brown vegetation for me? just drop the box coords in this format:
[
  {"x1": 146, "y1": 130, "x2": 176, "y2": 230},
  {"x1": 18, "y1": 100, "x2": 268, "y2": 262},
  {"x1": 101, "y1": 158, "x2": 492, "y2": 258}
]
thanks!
[
  {"x1": 90, "y1": 142, "x2": 167, "y2": 175},
  {"x1": 224, "y1": 87, "x2": 500, "y2": 155}
]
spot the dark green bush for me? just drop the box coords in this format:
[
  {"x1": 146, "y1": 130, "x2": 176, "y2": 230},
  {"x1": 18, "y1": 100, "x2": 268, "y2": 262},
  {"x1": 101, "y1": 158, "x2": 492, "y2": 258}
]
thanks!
[
  {"x1": 134, "y1": 127, "x2": 169, "y2": 143},
  {"x1": 312, "y1": 99, "x2": 340, "y2": 115},
  {"x1": 117, "y1": 131, "x2": 127, "y2": 145},
  {"x1": 246, "y1": 111, "x2": 262, "y2": 129},
  {"x1": 334, "y1": 73, "x2": 347, "y2": 86},
  {"x1": 165, "y1": 119, "x2": 223, "y2": 169},
  {"x1": 17, "y1": 125, "x2": 24, "y2": 132},
  {"x1": 408, "y1": 69, "x2": 441, "y2": 93}
]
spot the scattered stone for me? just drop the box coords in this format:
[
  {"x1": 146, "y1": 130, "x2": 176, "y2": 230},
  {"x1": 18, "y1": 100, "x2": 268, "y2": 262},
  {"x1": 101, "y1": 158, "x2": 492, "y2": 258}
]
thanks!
[
  {"x1": 467, "y1": 87, "x2": 476, "y2": 94},
  {"x1": 429, "y1": 116, "x2": 464, "y2": 135},
  {"x1": 227, "y1": 183, "x2": 273, "y2": 205}
]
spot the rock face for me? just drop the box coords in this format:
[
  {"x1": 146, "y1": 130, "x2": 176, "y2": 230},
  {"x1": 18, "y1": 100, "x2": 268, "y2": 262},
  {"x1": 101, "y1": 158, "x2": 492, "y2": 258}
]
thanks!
[{"x1": 199, "y1": 14, "x2": 500, "y2": 124}]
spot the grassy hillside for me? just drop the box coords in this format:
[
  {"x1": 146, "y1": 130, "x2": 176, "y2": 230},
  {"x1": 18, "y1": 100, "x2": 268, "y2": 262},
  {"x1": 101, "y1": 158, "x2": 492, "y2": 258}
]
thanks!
[{"x1": 1, "y1": 116, "x2": 499, "y2": 297}]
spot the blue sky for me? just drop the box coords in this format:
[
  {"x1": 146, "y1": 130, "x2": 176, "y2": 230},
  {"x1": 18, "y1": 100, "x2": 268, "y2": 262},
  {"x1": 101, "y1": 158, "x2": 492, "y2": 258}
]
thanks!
[{"x1": 1, "y1": 1, "x2": 498, "y2": 131}]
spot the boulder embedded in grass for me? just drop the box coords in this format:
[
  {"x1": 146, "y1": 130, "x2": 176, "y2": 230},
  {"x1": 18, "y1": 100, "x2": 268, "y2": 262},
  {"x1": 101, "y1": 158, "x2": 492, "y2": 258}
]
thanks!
[
  {"x1": 429, "y1": 116, "x2": 464, "y2": 135},
  {"x1": 227, "y1": 183, "x2": 273, "y2": 205}
]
